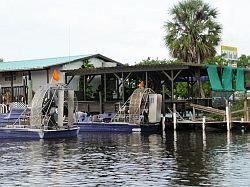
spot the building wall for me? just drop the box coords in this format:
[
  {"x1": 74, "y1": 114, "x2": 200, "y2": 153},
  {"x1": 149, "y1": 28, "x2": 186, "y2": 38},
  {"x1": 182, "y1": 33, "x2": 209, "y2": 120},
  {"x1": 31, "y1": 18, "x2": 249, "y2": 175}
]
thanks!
[
  {"x1": 31, "y1": 70, "x2": 49, "y2": 91},
  {"x1": 0, "y1": 57, "x2": 119, "y2": 96},
  {"x1": 0, "y1": 71, "x2": 23, "y2": 87}
]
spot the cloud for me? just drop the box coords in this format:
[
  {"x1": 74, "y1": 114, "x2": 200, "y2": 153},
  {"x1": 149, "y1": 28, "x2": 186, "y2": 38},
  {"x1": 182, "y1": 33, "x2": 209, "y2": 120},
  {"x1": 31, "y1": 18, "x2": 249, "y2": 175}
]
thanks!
[{"x1": 0, "y1": 0, "x2": 248, "y2": 63}]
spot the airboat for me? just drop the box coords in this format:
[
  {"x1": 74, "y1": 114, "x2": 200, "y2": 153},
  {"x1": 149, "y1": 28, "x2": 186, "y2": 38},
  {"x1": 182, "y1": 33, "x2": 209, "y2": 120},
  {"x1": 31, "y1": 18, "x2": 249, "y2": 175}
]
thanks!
[
  {"x1": 0, "y1": 83, "x2": 79, "y2": 139},
  {"x1": 77, "y1": 88, "x2": 162, "y2": 133}
]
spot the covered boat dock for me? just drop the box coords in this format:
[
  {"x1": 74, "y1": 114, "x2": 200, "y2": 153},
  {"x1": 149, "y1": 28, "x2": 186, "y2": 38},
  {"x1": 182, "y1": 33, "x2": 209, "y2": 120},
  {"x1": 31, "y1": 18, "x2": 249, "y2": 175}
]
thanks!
[{"x1": 63, "y1": 63, "x2": 211, "y2": 114}]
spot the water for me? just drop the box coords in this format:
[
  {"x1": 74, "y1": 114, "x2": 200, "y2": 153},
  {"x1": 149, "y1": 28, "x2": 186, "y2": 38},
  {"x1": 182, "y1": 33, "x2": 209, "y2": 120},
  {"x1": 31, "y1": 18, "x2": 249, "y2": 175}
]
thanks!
[{"x1": 1, "y1": 131, "x2": 250, "y2": 186}]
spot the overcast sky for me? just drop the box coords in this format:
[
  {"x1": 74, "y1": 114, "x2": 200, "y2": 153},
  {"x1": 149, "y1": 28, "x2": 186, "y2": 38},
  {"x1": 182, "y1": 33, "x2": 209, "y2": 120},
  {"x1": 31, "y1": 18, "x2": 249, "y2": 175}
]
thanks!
[{"x1": 0, "y1": 0, "x2": 249, "y2": 64}]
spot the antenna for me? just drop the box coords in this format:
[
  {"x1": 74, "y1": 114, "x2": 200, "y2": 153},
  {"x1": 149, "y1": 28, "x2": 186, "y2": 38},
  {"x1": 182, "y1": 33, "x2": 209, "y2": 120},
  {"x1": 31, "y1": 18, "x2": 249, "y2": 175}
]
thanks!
[{"x1": 68, "y1": 24, "x2": 71, "y2": 62}]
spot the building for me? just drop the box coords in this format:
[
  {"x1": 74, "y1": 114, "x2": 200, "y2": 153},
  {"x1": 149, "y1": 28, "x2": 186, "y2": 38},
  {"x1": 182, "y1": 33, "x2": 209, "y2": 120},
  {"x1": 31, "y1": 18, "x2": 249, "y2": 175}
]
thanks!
[{"x1": 0, "y1": 54, "x2": 122, "y2": 103}]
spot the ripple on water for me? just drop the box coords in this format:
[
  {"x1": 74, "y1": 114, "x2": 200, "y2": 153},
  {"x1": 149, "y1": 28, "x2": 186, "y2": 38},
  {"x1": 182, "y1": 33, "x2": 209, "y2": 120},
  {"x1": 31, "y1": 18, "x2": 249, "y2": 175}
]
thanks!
[{"x1": 1, "y1": 132, "x2": 250, "y2": 186}]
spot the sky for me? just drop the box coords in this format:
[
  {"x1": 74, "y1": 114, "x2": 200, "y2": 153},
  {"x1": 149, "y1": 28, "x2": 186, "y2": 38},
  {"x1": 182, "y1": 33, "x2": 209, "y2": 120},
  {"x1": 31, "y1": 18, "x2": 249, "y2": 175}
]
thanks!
[{"x1": 0, "y1": 0, "x2": 249, "y2": 64}]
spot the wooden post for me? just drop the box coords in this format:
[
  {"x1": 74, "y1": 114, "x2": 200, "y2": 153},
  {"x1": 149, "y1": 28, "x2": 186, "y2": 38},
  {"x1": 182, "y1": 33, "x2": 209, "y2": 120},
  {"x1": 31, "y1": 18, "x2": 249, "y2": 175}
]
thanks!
[
  {"x1": 162, "y1": 84, "x2": 166, "y2": 114},
  {"x1": 122, "y1": 72, "x2": 124, "y2": 103},
  {"x1": 226, "y1": 100, "x2": 231, "y2": 131},
  {"x1": 202, "y1": 116, "x2": 206, "y2": 131},
  {"x1": 46, "y1": 69, "x2": 50, "y2": 83},
  {"x1": 171, "y1": 70, "x2": 174, "y2": 100},
  {"x1": 244, "y1": 100, "x2": 249, "y2": 121},
  {"x1": 11, "y1": 72, "x2": 14, "y2": 102},
  {"x1": 162, "y1": 115, "x2": 165, "y2": 132},
  {"x1": 83, "y1": 75, "x2": 86, "y2": 101},
  {"x1": 192, "y1": 106, "x2": 196, "y2": 121},
  {"x1": 99, "y1": 91, "x2": 102, "y2": 114},
  {"x1": 104, "y1": 73, "x2": 107, "y2": 102},
  {"x1": 173, "y1": 103, "x2": 177, "y2": 130},
  {"x1": 27, "y1": 71, "x2": 33, "y2": 106},
  {"x1": 68, "y1": 90, "x2": 75, "y2": 126}
]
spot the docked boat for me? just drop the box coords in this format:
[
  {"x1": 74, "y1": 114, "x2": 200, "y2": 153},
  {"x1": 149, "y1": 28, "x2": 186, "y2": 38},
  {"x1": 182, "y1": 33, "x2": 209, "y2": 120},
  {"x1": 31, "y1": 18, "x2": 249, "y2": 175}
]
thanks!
[
  {"x1": 0, "y1": 83, "x2": 79, "y2": 139},
  {"x1": 77, "y1": 87, "x2": 162, "y2": 133}
]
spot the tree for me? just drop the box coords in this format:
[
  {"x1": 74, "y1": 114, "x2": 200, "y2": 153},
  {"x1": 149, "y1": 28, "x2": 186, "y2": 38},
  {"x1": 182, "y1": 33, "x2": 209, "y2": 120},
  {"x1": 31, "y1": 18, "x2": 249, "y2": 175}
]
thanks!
[
  {"x1": 164, "y1": 0, "x2": 222, "y2": 98},
  {"x1": 79, "y1": 60, "x2": 94, "y2": 100},
  {"x1": 164, "y1": 0, "x2": 222, "y2": 64}
]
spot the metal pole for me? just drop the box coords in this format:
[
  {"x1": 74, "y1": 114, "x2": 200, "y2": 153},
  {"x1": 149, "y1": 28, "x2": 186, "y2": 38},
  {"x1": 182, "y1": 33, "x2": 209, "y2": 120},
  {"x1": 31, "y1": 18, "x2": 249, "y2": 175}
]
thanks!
[{"x1": 145, "y1": 71, "x2": 148, "y2": 88}]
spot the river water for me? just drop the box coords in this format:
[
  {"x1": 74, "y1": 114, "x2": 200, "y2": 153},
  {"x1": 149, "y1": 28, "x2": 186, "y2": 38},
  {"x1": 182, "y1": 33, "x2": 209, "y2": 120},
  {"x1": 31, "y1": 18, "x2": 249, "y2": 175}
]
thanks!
[{"x1": 0, "y1": 131, "x2": 250, "y2": 186}]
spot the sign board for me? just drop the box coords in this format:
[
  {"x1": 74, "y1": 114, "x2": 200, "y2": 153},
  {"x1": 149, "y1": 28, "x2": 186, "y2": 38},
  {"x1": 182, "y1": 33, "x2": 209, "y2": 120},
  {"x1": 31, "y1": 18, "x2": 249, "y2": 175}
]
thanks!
[{"x1": 221, "y1": 45, "x2": 238, "y2": 60}]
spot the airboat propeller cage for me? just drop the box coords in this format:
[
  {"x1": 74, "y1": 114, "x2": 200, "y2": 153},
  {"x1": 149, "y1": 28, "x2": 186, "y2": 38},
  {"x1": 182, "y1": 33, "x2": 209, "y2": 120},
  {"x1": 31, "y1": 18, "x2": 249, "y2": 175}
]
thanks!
[
  {"x1": 113, "y1": 88, "x2": 162, "y2": 124},
  {"x1": 30, "y1": 83, "x2": 77, "y2": 128}
]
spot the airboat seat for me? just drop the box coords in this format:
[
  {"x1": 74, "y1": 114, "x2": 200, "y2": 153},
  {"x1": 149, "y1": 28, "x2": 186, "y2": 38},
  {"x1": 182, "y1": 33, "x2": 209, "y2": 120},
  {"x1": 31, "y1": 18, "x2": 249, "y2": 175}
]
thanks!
[
  {"x1": 0, "y1": 102, "x2": 29, "y2": 124},
  {"x1": 76, "y1": 112, "x2": 92, "y2": 122},
  {"x1": 100, "y1": 112, "x2": 116, "y2": 122}
]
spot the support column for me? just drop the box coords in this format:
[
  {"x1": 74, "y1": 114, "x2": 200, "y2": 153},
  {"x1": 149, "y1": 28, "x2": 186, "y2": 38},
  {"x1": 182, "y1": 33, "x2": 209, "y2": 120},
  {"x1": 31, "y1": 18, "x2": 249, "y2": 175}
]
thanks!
[
  {"x1": 122, "y1": 72, "x2": 124, "y2": 103},
  {"x1": 104, "y1": 73, "x2": 107, "y2": 102},
  {"x1": 171, "y1": 70, "x2": 174, "y2": 100},
  {"x1": 58, "y1": 89, "x2": 64, "y2": 127},
  {"x1": 27, "y1": 71, "x2": 33, "y2": 106},
  {"x1": 145, "y1": 71, "x2": 148, "y2": 88},
  {"x1": 83, "y1": 75, "x2": 86, "y2": 101},
  {"x1": 46, "y1": 69, "x2": 50, "y2": 84},
  {"x1": 11, "y1": 72, "x2": 14, "y2": 102},
  {"x1": 162, "y1": 84, "x2": 166, "y2": 114},
  {"x1": 68, "y1": 90, "x2": 75, "y2": 126}
]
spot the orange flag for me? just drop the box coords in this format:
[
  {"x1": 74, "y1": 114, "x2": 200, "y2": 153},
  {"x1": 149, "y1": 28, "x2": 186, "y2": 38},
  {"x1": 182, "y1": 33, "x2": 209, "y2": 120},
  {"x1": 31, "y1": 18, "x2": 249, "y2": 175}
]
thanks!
[{"x1": 52, "y1": 69, "x2": 60, "y2": 81}]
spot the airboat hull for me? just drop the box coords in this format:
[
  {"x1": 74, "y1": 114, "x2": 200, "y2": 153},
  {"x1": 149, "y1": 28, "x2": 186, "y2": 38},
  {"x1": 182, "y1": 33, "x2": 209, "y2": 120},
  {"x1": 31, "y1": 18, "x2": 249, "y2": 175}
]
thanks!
[
  {"x1": 0, "y1": 127, "x2": 80, "y2": 139},
  {"x1": 77, "y1": 122, "x2": 160, "y2": 133}
]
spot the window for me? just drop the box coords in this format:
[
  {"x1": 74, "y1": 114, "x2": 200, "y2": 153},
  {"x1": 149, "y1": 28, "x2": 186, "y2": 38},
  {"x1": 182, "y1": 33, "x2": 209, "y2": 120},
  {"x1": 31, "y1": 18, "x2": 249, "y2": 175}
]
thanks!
[{"x1": 2, "y1": 72, "x2": 16, "y2": 81}]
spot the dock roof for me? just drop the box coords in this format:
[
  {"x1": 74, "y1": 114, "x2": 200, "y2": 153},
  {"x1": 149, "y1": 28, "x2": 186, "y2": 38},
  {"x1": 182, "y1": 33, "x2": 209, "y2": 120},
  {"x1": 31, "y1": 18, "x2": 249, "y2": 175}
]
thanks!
[
  {"x1": 0, "y1": 54, "x2": 121, "y2": 72},
  {"x1": 63, "y1": 63, "x2": 206, "y2": 76}
]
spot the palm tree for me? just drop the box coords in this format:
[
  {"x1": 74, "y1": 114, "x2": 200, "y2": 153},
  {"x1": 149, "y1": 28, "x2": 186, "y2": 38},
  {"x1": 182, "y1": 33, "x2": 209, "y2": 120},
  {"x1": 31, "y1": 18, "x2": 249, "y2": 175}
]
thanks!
[
  {"x1": 164, "y1": 0, "x2": 222, "y2": 97},
  {"x1": 164, "y1": 0, "x2": 222, "y2": 64}
]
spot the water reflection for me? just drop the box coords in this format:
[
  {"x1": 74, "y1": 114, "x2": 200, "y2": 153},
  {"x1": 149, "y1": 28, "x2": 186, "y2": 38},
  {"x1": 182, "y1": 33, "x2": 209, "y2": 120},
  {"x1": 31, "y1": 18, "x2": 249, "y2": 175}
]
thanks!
[{"x1": 0, "y1": 132, "x2": 250, "y2": 186}]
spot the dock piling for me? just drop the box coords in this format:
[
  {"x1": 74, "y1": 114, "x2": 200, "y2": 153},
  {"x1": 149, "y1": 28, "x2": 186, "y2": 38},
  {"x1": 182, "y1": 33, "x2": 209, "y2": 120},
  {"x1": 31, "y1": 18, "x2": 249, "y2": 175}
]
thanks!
[
  {"x1": 202, "y1": 116, "x2": 206, "y2": 131},
  {"x1": 225, "y1": 100, "x2": 231, "y2": 131},
  {"x1": 173, "y1": 103, "x2": 177, "y2": 130}
]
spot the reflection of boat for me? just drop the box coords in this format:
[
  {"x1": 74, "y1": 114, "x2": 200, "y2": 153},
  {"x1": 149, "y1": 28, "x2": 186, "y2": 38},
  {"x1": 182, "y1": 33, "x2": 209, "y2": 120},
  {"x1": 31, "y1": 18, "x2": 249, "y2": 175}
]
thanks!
[
  {"x1": 77, "y1": 88, "x2": 162, "y2": 133},
  {"x1": 0, "y1": 84, "x2": 79, "y2": 139}
]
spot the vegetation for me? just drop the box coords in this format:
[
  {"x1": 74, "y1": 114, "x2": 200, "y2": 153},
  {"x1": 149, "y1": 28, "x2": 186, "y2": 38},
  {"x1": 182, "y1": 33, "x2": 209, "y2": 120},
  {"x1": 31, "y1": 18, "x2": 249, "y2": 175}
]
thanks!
[
  {"x1": 164, "y1": 0, "x2": 222, "y2": 64},
  {"x1": 79, "y1": 60, "x2": 94, "y2": 100},
  {"x1": 136, "y1": 57, "x2": 182, "y2": 65},
  {"x1": 164, "y1": 0, "x2": 222, "y2": 98}
]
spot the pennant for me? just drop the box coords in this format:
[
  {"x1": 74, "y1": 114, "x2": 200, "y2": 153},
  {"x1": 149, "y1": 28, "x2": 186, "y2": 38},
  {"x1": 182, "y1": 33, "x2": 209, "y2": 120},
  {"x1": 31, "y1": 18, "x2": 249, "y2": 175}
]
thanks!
[{"x1": 52, "y1": 69, "x2": 60, "y2": 81}]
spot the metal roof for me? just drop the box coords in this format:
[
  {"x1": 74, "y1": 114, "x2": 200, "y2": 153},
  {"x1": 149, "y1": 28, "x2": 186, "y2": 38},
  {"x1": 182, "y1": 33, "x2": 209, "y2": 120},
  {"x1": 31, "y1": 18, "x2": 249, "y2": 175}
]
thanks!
[
  {"x1": 0, "y1": 54, "x2": 122, "y2": 72},
  {"x1": 64, "y1": 63, "x2": 205, "y2": 76}
]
